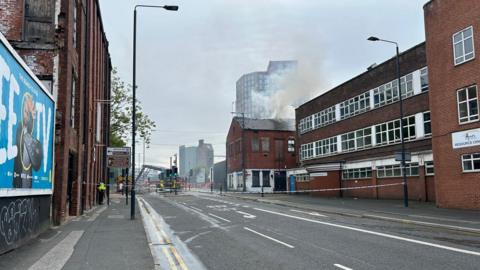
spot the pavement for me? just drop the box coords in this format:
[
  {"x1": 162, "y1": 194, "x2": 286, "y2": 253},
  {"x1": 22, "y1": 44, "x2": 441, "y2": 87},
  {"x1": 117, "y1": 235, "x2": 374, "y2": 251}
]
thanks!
[
  {"x1": 141, "y1": 191, "x2": 480, "y2": 270},
  {"x1": 0, "y1": 193, "x2": 154, "y2": 270},
  {"x1": 212, "y1": 191, "x2": 480, "y2": 234}
]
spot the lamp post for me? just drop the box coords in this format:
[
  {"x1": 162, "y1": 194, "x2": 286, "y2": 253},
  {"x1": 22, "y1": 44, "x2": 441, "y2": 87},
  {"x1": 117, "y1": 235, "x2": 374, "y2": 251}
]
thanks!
[
  {"x1": 131, "y1": 4, "x2": 178, "y2": 219},
  {"x1": 368, "y1": 36, "x2": 408, "y2": 207}
]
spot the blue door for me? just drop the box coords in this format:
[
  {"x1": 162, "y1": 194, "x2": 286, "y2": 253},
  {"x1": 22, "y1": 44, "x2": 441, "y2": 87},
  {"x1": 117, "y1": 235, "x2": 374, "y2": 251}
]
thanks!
[{"x1": 289, "y1": 175, "x2": 295, "y2": 192}]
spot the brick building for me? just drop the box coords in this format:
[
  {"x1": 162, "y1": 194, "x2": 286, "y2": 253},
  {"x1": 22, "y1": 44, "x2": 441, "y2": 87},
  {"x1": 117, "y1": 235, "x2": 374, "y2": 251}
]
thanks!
[
  {"x1": 424, "y1": 0, "x2": 480, "y2": 209},
  {"x1": 226, "y1": 117, "x2": 296, "y2": 192},
  {"x1": 295, "y1": 43, "x2": 433, "y2": 200},
  {"x1": 0, "y1": 0, "x2": 111, "y2": 224}
]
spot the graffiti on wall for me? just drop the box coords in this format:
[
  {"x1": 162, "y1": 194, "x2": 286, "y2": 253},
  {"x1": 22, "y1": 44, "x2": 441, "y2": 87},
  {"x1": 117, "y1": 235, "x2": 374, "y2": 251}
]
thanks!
[{"x1": 0, "y1": 198, "x2": 39, "y2": 245}]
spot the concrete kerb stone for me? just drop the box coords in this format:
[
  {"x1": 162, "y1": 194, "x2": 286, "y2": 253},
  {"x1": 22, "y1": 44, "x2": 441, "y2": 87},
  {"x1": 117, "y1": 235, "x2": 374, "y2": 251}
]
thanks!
[{"x1": 223, "y1": 193, "x2": 480, "y2": 235}]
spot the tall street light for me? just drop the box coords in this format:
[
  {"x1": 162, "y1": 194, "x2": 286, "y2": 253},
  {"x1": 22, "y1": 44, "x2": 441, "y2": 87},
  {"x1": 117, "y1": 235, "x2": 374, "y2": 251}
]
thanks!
[
  {"x1": 367, "y1": 36, "x2": 409, "y2": 208},
  {"x1": 131, "y1": 4, "x2": 179, "y2": 220}
]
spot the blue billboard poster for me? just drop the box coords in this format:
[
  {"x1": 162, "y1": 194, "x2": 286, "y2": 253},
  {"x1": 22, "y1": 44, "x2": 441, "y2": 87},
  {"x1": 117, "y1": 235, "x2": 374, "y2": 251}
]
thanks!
[{"x1": 0, "y1": 33, "x2": 55, "y2": 197}]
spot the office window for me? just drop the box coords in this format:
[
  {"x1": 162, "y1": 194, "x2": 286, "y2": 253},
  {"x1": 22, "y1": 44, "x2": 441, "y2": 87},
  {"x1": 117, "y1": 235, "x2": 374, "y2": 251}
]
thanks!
[
  {"x1": 377, "y1": 163, "x2": 419, "y2": 178},
  {"x1": 252, "y1": 171, "x2": 260, "y2": 187},
  {"x1": 424, "y1": 112, "x2": 432, "y2": 137},
  {"x1": 314, "y1": 137, "x2": 337, "y2": 157},
  {"x1": 341, "y1": 132, "x2": 356, "y2": 152},
  {"x1": 400, "y1": 73, "x2": 414, "y2": 99},
  {"x1": 339, "y1": 92, "x2": 370, "y2": 119},
  {"x1": 375, "y1": 115, "x2": 415, "y2": 146},
  {"x1": 373, "y1": 81, "x2": 399, "y2": 108},
  {"x1": 457, "y1": 85, "x2": 479, "y2": 123},
  {"x1": 453, "y1": 26, "x2": 475, "y2": 65},
  {"x1": 420, "y1": 67, "x2": 429, "y2": 91},
  {"x1": 261, "y1": 137, "x2": 270, "y2": 152},
  {"x1": 342, "y1": 167, "x2": 372, "y2": 180},
  {"x1": 262, "y1": 171, "x2": 271, "y2": 187},
  {"x1": 462, "y1": 153, "x2": 480, "y2": 172},
  {"x1": 425, "y1": 161, "x2": 435, "y2": 176},
  {"x1": 287, "y1": 139, "x2": 295, "y2": 152},
  {"x1": 402, "y1": 115, "x2": 416, "y2": 140},
  {"x1": 295, "y1": 174, "x2": 310, "y2": 182},
  {"x1": 313, "y1": 106, "x2": 336, "y2": 128},
  {"x1": 301, "y1": 143, "x2": 315, "y2": 160},
  {"x1": 252, "y1": 137, "x2": 259, "y2": 152},
  {"x1": 356, "y1": 127, "x2": 372, "y2": 150}
]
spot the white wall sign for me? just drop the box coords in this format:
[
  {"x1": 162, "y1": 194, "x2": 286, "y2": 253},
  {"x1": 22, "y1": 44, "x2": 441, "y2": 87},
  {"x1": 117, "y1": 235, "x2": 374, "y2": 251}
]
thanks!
[
  {"x1": 310, "y1": 172, "x2": 328, "y2": 177},
  {"x1": 452, "y1": 128, "x2": 480, "y2": 149}
]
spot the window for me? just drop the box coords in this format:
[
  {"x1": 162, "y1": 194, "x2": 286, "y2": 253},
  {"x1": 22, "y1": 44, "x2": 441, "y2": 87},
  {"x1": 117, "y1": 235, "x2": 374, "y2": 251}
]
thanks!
[
  {"x1": 262, "y1": 171, "x2": 271, "y2": 187},
  {"x1": 73, "y1": 0, "x2": 77, "y2": 48},
  {"x1": 376, "y1": 163, "x2": 419, "y2": 178},
  {"x1": 342, "y1": 167, "x2": 372, "y2": 180},
  {"x1": 425, "y1": 161, "x2": 434, "y2": 176},
  {"x1": 70, "y1": 73, "x2": 76, "y2": 129},
  {"x1": 423, "y1": 112, "x2": 432, "y2": 137},
  {"x1": 400, "y1": 73, "x2": 414, "y2": 99},
  {"x1": 342, "y1": 127, "x2": 372, "y2": 152},
  {"x1": 374, "y1": 81, "x2": 399, "y2": 108},
  {"x1": 375, "y1": 116, "x2": 415, "y2": 146},
  {"x1": 402, "y1": 115, "x2": 416, "y2": 140},
  {"x1": 261, "y1": 137, "x2": 270, "y2": 152},
  {"x1": 457, "y1": 85, "x2": 479, "y2": 123},
  {"x1": 462, "y1": 153, "x2": 480, "y2": 172},
  {"x1": 314, "y1": 137, "x2": 337, "y2": 157},
  {"x1": 24, "y1": 0, "x2": 55, "y2": 42},
  {"x1": 313, "y1": 106, "x2": 336, "y2": 128},
  {"x1": 339, "y1": 92, "x2": 370, "y2": 120},
  {"x1": 299, "y1": 115, "x2": 313, "y2": 134},
  {"x1": 287, "y1": 139, "x2": 295, "y2": 152},
  {"x1": 420, "y1": 67, "x2": 429, "y2": 91},
  {"x1": 252, "y1": 171, "x2": 260, "y2": 187},
  {"x1": 341, "y1": 132, "x2": 356, "y2": 152},
  {"x1": 453, "y1": 26, "x2": 475, "y2": 65},
  {"x1": 252, "y1": 137, "x2": 259, "y2": 152},
  {"x1": 301, "y1": 143, "x2": 315, "y2": 160},
  {"x1": 295, "y1": 174, "x2": 310, "y2": 182}
]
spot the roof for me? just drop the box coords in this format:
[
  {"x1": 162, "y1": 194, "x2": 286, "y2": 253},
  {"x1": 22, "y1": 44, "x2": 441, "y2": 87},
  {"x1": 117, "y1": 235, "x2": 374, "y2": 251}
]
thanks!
[{"x1": 234, "y1": 117, "x2": 295, "y2": 132}]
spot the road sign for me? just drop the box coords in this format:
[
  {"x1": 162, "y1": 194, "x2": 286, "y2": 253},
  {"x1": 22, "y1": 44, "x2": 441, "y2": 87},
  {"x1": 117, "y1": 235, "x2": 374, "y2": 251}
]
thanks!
[{"x1": 107, "y1": 147, "x2": 131, "y2": 168}]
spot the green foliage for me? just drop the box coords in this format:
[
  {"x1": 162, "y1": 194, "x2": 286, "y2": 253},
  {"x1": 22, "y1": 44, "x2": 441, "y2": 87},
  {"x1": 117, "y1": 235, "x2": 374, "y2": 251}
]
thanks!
[{"x1": 110, "y1": 68, "x2": 156, "y2": 147}]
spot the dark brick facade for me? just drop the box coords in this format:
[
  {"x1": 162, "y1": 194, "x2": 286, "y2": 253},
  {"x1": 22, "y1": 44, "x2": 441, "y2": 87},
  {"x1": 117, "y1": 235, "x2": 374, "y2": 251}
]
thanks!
[
  {"x1": 424, "y1": 0, "x2": 480, "y2": 209},
  {"x1": 0, "y1": 0, "x2": 111, "y2": 224},
  {"x1": 295, "y1": 43, "x2": 434, "y2": 201}
]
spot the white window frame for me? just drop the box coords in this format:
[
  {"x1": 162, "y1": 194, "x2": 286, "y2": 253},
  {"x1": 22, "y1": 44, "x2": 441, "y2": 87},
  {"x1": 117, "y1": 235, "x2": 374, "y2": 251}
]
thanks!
[
  {"x1": 342, "y1": 167, "x2": 372, "y2": 180},
  {"x1": 461, "y1": 153, "x2": 480, "y2": 172},
  {"x1": 340, "y1": 92, "x2": 370, "y2": 120},
  {"x1": 453, "y1": 26, "x2": 475, "y2": 66},
  {"x1": 457, "y1": 85, "x2": 479, "y2": 124},
  {"x1": 425, "y1": 161, "x2": 434, "y2": 176},
  {"x1": 377, "y1": 163, "x2": 419, "y2": 178},
  {"x1": 420, "y1": 67, "x2": 429, "y2": 91},
  {"x1": 423, "y1": 111, "x2": 432, "y2": 137}
]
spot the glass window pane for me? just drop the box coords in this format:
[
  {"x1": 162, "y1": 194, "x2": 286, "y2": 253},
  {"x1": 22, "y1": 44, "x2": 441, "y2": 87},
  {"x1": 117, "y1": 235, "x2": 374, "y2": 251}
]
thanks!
[
  {"x1": 464, "y1": 160, "x2": 472, "y2": 171},
  {"x1": 468, "y1": 87, "x2": 477, "y2": 98},
  {"x1": 464, "y1": 28, "x2": 473, "y2": 37},
  {"x1": 473, "y1": 159, "x2": 480, "y2": 170},
  {"x1": 464, "y1": 38, "x2": 474, "y2": 55},
  {"x1": 470, "y1": 100, "x2": 478, "y2": 115},
  {"x1": 459, "y1": 103, "x2": 468, "y2": 118},
  {"x1": 455, "y1": 43, "x2": 464, "y2": 58},
  {"x1": 453, "y1": 32, "x2": 462, "y2": 43}
]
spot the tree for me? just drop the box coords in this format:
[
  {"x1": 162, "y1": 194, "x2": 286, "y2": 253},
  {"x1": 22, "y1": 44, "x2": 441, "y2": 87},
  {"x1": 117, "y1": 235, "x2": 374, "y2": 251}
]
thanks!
[{"x1": 110, "y1": 68, "x2": 156, "y2": 147}]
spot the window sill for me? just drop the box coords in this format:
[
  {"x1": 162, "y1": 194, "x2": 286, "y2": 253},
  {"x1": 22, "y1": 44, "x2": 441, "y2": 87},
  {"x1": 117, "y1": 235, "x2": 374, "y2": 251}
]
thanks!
[{"x1": 454, "y1": 57, "x2": 475, "y2": 67}]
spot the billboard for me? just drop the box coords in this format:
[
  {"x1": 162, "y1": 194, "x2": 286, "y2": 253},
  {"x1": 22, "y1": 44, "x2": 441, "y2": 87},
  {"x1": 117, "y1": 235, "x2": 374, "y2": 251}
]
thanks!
[{"x1": 0, "y1": 33, "x2": 55, "y2": 197}]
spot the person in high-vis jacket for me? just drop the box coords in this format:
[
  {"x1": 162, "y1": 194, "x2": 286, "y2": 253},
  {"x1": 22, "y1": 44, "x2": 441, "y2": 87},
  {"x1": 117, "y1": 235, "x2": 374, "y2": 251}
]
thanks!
[{"x1": 98, "y1": 182, "x2": 106, "y2": 204}]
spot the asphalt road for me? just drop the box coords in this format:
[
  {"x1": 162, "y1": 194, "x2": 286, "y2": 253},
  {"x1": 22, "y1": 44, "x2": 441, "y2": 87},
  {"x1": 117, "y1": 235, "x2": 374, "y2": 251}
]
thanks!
[{"x1": 142, "y1": 191, "x2": 480, "y2": 270}]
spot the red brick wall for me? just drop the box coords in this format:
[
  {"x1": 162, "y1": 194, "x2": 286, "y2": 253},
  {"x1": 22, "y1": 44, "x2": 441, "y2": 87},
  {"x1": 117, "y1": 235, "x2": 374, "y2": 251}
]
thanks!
[
  {"x1": 425, "y1": 0, "x2": 480, "y2": 209},
  {"x1": 0, "y1": 0, "x2": 23, "y2": 41},
  {"x1": 309, "y1": 171, "x2": 340, "y2": 197},
  {"x1": 226, "y1": 119, "x2": 296, "y2": 173}
]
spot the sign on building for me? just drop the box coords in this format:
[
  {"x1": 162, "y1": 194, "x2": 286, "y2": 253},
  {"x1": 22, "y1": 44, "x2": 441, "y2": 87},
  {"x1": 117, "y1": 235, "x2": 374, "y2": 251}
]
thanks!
[
  {"x1": 0, "y1": 33, "x2": 55, "y2": 197},
  {"x1": 107, "y1": 147, "x2": 131, "y2": 168},
  {"x1": 452, "y1": 128, "x2": 480, "y2": 149}
]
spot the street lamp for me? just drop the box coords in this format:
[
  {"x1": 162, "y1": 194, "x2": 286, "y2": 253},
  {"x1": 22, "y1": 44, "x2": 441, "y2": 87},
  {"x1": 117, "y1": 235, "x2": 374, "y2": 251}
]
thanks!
[
  {"x1": 368, "y1": 36, "x2": 408, "y2": 208},
  {"x1": 131, "y1": 4, "x2": 179, "y2": 220}
]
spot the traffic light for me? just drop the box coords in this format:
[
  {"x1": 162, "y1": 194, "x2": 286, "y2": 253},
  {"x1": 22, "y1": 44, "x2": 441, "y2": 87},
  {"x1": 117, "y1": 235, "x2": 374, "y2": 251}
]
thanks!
[
  {"x1": 172, "y1": 166, "x2": 178, "y2": 176},
  {"x1": 166, "y1": 169, "x2": 172, "y2": 178}
]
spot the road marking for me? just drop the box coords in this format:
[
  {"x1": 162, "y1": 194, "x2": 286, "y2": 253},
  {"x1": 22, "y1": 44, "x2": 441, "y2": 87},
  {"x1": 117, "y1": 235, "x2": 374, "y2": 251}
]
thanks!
[
  {"x1": 244, "y1": 227, "x2": 294, "y2": 248},
  {"x1": 29, "y1": 231, "x2": 84, "y2": 270},
  {"x1": 162, "y1": 247, "x2": 178, "y2": 270},
  {"x1": 208, "y1": 213, "x2": 231, "y2": 223},
  {"x1": 253, "y1": 208, "x2": 480, "y2": 256},
  {"x1": 87, "y1": 206, "x2": 107, "y2": 221},
  {"x1": 236, "y1": 211, "x2": 256, "y2": 219},
  {"x1": 170, "y1": 246, "x2": 189, "y2": 270},
  {"x1": 290, "y1": 209, "x2": 327, "y2": 217},
  {"x1": 185, "y1": 231, "x2": 212, "y2": 244},
  {"x1": 334, "y1": 264, "x2": 353, "y2": 270},
  {"x1": 190, "y1": 206, "x2": 203, "y2": 212}
]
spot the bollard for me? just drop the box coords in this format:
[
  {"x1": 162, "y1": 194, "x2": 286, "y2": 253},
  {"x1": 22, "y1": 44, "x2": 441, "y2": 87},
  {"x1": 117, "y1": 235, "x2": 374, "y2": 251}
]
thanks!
[{"x1": 261, "y1": 186, "x2": 264, "y2": 197}]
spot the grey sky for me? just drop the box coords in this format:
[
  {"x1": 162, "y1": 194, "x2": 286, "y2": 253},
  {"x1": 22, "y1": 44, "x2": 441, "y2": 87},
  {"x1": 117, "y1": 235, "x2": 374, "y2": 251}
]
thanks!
[{"x1": 100, "y1": 0, "x2": 429, "y2": 167}]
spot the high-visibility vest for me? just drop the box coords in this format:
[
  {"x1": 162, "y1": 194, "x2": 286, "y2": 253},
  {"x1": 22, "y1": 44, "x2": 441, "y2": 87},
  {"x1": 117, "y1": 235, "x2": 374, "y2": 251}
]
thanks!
[{"x1": 98, "y1": 183, "x2": 106, "y2": 191}]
